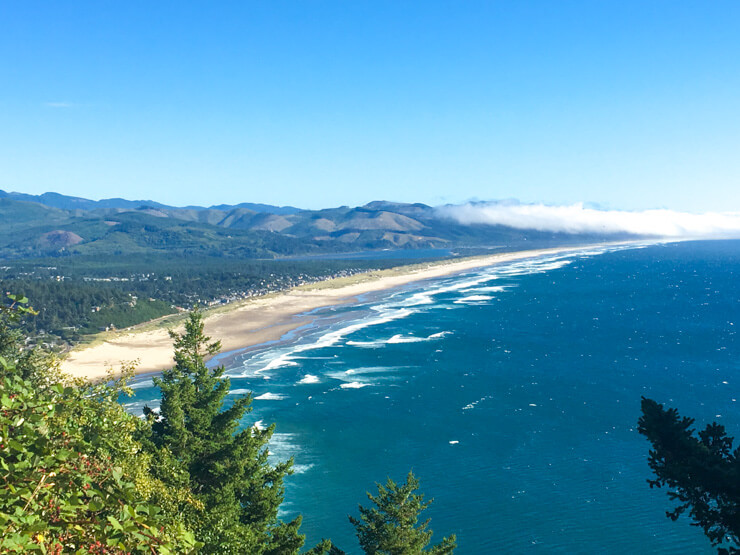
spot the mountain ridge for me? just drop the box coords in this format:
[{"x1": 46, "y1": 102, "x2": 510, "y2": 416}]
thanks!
[
  {"x1": 0, "y1": 192, "x2": 640, "y2": 260},
  {"x1": 0, "y1": 189, "x2": 301, "y2": 215}
]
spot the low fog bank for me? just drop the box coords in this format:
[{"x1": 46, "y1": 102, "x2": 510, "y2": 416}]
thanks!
[{"x1": 436, "y1": 201, "x2": 740, "y2": 239}]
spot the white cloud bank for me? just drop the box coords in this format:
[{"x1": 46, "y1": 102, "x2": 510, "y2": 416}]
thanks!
[{"x1": 436, "y1": 202, "x2": 740, "y2": 238}]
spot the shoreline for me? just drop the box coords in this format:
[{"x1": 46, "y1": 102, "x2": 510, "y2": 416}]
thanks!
[{"x1": 60, "y1": 242, "x2": 636, "y2": 381}]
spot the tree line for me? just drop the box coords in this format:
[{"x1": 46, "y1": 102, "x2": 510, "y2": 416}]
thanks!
[{"x1": 1, "y1": 254, "x2": 415, "y2": 345}]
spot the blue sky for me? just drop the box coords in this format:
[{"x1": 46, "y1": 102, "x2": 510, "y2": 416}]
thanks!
[{"x1": 1, "y1": 1, "x2": 739, "y2": 211}]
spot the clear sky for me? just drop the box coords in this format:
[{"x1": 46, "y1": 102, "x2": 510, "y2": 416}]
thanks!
[{"x1": 1, "y1": 1, "x2": 739, "y2": 211}]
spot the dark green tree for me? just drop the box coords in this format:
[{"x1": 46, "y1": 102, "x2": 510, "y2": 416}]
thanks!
[
  {"x1": 638, "y1": 397, "x2": 740, "y2": 554},
  {"x1": 144, "y1": 308, "x2": 304, "y2": 553},
  {"x1": 349, "y1": 471, "x2": 456, "y2": 554}
]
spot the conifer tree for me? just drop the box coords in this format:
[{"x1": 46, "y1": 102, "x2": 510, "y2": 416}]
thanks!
[
  {"x1": 145, "y1": 308, "x2": 304, "y2": 553},
  {"x1": 349, "y1": 472, "x2": 456, "y2": 554},
  {"x1": 638, "y1": 398, "x2": 740, "y2": 554}
]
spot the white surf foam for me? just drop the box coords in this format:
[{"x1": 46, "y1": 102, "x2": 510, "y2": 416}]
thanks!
[
  {"x1": 228, "y1": 388, "x2": 252, "y2": 395},
  {"x1": 346, "y1": 339, "x2": 387, "y2": 348},
  {"x1": 292, "y1": 463, "x2": 315, "y2": 474},
  {"x1": 261, "y1": 357, "x2": 300, "y2": 371},
  {"x1": 497, "y1": 258, "x2": 572, "y2": 277},
  {"x1": 326, "y1": 366, "x2": 410, "y2": 388},
  {"x1": 463, "y1": 395, "x2": 494, "y2": 411},
  {"x1": 420, "y1": 275, "x2": 493, "y2": 298},
  {"x1": 128, "y1": 379, "x2": 155, "y2": 390},
  {"x1": 454, "y1": 295, "x2": 493, "y2": 304},
  {"x1": 348, "y1": 331, "x2": 451, "y2": 347},
  {"x1": 387, "y1": 334, "x2": 427, "y2": 343},
  {"x1": 238, "y1": 306, "x2": 417, "y2": 375},
  {"x1": 297, "y1": 374, "x2": 320, "y2": 384},
  {"x1": 399, "y1": 291, "x2": 436, "y2": 307},
  {"x1": 254, "y1": 392, "x2": 287, "y2": 400},
  {"x1": 268, "y1": 431, "x2": 299, "y2": 462},
  {"x1": 462, "y1": 285, "x2": 510, "y2": 293},
  {"x1": 343, "y1": 366, "x2": 408, "y2": 376},
  {"x1": 340, "y1": 382, "x2": 370, "y2": 389}
]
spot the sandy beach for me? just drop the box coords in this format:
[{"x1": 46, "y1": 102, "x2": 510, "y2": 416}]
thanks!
[{"x1": 60, "y1": 244, "x2": 616, "y2": 380}]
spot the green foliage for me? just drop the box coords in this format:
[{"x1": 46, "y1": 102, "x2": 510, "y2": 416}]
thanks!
[
  {"x1": 84, "y1": 298, "x2": 175, "y2": 334},
  {"x1": 0, "y1": 301, "x2": 199, "y2": 553},
  {"x1": 304, "y1": 539, "x2": 346, "y2": 554},
  {"x1": 349, "y1": 472, "x2": 456, "y2": 555},
  {"x1": 0, "y1": 294, "x2": 45, "y2": 382},
  {"x1": 143, "y1": 308, "x2": 305, "y2": 553},
  {"x1": 638, "y1": 398, "x2": 740, "y2": 554}
]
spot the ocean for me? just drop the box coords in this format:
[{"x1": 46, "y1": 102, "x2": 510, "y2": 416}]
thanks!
[{"x1": 127, "y1": 239, "x2": 739, "y2": 553}]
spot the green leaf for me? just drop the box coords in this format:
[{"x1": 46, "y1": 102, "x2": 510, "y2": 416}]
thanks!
[
  {"x1": 107, "y1": 515, "x2": 124, "y2": 531},
  {"x1": 7, "y1": 439, "x2": 24, "y2": 451},
  {"x1": 55, "y1": 449, "x2": 73, "y2": 461}
]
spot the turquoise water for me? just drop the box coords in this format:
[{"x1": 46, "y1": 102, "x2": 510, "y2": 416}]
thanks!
[{"x1": 128, "y1": 240, "x2": 739, "y2": 553}]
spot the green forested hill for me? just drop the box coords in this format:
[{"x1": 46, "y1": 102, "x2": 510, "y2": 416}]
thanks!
[
  {"x1": 0, "y1": 200, "x2": 324, "y2": 259},
  {"x1": 0, "y1": 194, "x2": 630, "y2": 260}
]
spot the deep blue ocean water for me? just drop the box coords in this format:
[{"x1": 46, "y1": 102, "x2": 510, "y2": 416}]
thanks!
[{"x1": 128, "y1": 240, "x2": 739, "y2": 553}]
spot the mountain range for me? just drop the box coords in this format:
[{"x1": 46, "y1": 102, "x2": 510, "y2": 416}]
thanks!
[{"x1": 0, "y1": 190, "x2": 638, "y2": 260}]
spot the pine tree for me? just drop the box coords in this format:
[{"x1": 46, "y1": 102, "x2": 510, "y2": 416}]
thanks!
[
  {"x1": 349, "y1": 472, "x2": 456, "y2": 554},
  {"x1": 638, "y1": 397, "x2": 740, "y2": 554},
  {"x1": 145, "y1": 308, "x2": 304, "y2": 553}
]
